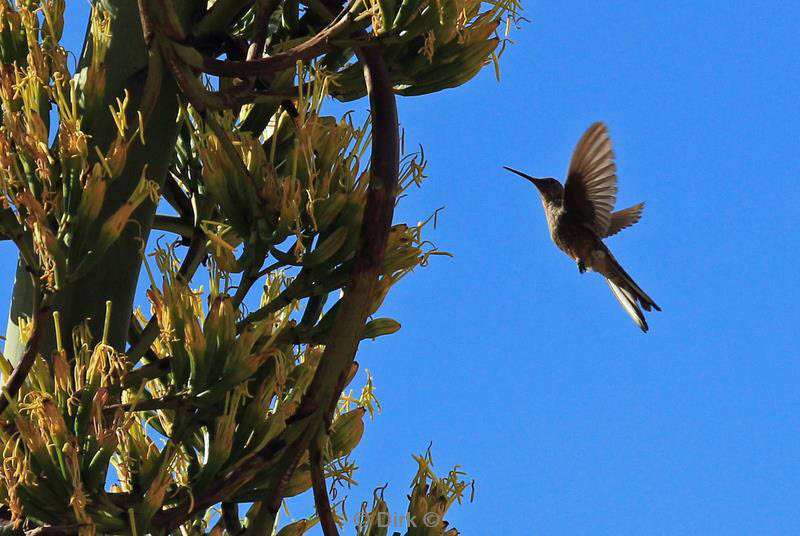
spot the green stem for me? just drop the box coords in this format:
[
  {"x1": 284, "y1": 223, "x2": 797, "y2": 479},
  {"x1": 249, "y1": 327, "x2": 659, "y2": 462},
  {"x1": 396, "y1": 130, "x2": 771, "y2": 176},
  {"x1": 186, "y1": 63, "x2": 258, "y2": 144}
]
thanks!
[{"x1": 152, "y1": 215, "x2": 194, "y2": 238}]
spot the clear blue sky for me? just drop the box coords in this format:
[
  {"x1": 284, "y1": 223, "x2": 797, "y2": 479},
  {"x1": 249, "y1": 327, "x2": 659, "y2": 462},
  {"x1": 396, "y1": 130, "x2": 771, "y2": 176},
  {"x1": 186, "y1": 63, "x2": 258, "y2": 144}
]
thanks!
[{"x1": 3, "y1": 1, "x2": 799, "y2": 534}]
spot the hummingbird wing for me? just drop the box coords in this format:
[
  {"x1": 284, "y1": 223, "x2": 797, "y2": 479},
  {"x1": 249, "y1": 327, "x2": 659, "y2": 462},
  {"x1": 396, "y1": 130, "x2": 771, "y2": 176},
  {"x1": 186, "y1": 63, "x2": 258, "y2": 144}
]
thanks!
[
  {"x1": 563, "y1": 122, "x2": 618, "y2": 236},
  {"x1": 604, "y1": 202, "x2": 645, "y2": 238}
]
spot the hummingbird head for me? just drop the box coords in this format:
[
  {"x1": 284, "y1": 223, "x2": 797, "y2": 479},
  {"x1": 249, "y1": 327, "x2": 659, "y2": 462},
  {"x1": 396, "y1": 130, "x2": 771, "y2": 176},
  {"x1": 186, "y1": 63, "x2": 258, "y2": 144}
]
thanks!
[{"x1": 503, "y1": 167, "x2": 564, "y2": 205}]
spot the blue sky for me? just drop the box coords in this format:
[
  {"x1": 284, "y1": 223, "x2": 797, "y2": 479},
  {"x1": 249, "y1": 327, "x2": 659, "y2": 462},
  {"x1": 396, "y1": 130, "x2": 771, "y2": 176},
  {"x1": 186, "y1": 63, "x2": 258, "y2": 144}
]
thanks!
[
  {"x1": 353, "y1": 2, "x2": 800, "y2": 534},
  {"x1": 3, "y1": 1, "x2": 799, "y2": 534}
]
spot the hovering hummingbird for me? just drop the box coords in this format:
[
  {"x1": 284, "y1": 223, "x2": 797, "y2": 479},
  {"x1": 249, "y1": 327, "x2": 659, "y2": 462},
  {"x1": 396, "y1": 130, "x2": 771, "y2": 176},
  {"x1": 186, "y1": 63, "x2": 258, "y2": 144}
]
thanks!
[{"x1": 504, "y1": 122, "x2": 660, "y2": 332}]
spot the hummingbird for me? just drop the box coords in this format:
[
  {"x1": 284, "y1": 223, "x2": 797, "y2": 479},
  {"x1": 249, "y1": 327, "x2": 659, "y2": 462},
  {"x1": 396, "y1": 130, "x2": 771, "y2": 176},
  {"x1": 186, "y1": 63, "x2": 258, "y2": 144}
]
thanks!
[{"x1": 504, "y1": 122, "x2": 661, "y2": 332}]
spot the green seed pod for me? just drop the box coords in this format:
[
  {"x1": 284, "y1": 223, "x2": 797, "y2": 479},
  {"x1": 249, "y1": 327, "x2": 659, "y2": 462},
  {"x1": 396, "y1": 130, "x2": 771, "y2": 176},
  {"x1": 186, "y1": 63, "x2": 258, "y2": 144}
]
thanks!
[
  {"x1": 302, "y1": 226, "x2": 349, "y2": 267},
  {"x1": 314, "y1": 192, "x2": 347, "y2": 231},
  {"x1": 362, "y1": 318, "x2": 401, "y2": 340},
  {"x1": 328, "y1": 407, "x2": 366, "y2": 458},
  {"x1": 283, "y1": 460, "x2": 312, "y2": 497}
]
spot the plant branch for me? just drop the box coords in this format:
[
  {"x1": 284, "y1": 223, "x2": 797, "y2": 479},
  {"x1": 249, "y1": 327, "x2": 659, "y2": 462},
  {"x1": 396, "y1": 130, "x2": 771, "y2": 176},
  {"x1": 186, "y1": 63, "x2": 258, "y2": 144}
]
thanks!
[
  {"x1": 103, "y1": 394, "x2": 197, "y2": 414},
  {"x1": 249, "y1": 42, "x2": 401, "y2": 519},
  {"x1": 162, "y1": 175, "x2": 194, "y2": 221},
  {"x1": 0, "y1": 290, "x2": 50, "y2": 417},
  {"x1": 152, "y1": 215, "x2": 193, "y2": 238},
  {"x1": 237, "y1": 40, "x2": 402, "y2": 525},
  {"x1": 248, "y1": 0, "x2": 282, "y2": 61},
  {"x1": 310, "y1": 441, "x2": 339, "y2": 536},
  {"x1": 231, "y1": 264, "x2": 260, "y2": 309},
  {"x1": 0, "y1": 209, "x2": 41, "y2": 280},
  {"x1": 121, "y1": 358, "x2": 170, "y2": 389},
  {"x1": 236, "y1": 271, "x2": 312, "y2": 332},
  {"x1": 150, "y1": 29, "x2": 399, "y2": 535},
  {"x1": 290, "y1": 42, "x2": 399, "y2": 429},
  {"x1": 188, "y1": 3, "x2": 359, "y2": 78},
  {"x1": 221, "y1": 502, "x2": 242, "y2": 534}
]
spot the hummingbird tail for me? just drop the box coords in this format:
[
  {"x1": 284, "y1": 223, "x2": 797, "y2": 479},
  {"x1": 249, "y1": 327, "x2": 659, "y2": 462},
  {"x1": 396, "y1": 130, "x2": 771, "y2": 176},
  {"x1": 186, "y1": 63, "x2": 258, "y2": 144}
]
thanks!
[
  {"x1": 599, "y1": 246, "x2": 660, "y2": 332},
  {"x1": 606, "y1": 278, "x2": 649, "y2": 332},
  {"x1": 604, "y1": 250, "x2": 660, "y2": 310}
]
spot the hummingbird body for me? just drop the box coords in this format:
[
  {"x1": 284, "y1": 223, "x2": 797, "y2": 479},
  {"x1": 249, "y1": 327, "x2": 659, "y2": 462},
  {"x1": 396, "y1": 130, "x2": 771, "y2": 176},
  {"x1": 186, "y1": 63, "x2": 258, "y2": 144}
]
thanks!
[{"x1": 505, "y1": 122, "x2": 661, "y2": 332}]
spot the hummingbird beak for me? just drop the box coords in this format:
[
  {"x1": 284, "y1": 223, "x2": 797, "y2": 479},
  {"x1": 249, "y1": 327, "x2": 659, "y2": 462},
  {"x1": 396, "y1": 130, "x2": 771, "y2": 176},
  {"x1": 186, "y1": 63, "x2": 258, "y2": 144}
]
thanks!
[{"x1": 503, "y1": 166, "x2": 546, "y2": 190}]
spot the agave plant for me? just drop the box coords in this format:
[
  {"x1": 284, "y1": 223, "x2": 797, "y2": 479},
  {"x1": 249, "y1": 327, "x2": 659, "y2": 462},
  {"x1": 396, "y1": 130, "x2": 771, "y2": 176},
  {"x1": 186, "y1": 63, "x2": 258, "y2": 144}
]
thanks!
[{"x1": 0, "y1": 0, "x2": 516, "y2": 533}]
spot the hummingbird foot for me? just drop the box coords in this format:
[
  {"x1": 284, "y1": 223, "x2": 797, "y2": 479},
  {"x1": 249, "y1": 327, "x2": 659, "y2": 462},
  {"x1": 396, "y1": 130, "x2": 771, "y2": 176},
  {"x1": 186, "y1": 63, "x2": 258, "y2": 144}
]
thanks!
[{"x1": 578, "y1": 261, "x2": 587, "y2": 273}]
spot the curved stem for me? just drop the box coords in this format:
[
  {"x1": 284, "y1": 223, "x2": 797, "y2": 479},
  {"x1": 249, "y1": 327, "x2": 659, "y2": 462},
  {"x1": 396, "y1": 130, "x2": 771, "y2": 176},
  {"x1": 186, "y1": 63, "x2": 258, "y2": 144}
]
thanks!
[
  {"x1": 0, "y1": 282, "x2": 50, "y2": 417},
  {"x1": 310, "y1": 441, "x2": 339, "y2": 536},
  {"x1": 152, "y1": 42, "x2": 399, "y2": 532},
  {"x1": 189, "y1": 3, "x2": 359, "y2": 78},
  {"x1": 292, "y1": 43, "x2": 399, "y2": 425},
  {"x1": 255, "y1": 44, "x2": 400, "y2": 522}
]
